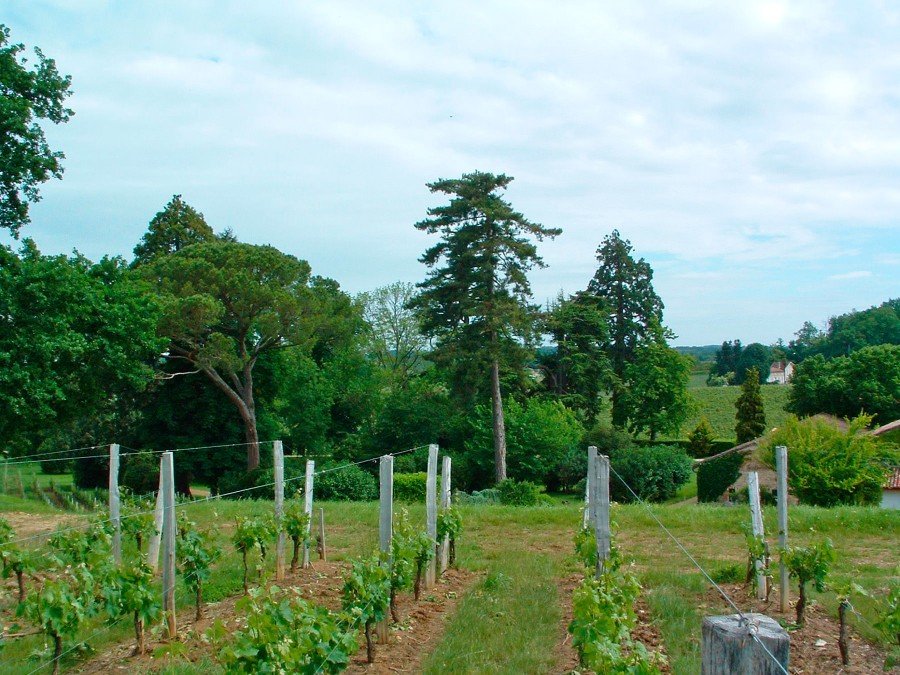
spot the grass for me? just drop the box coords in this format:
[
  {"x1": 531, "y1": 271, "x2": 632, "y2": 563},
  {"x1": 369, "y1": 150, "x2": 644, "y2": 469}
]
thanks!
[{"x1": 0, "y1": 491, "x2": 897, "y2": 674}]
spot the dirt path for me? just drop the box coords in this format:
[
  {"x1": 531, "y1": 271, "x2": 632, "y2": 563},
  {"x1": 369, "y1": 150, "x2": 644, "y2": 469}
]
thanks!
[{"x1": 2, "y1": 510, "x2": 83, "y2": 540}]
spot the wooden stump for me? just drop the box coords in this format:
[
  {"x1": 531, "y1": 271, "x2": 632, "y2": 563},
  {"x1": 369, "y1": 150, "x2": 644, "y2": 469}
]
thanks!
[{"x1": 702, "y1": 613, "x2": 789, "y2": 675}]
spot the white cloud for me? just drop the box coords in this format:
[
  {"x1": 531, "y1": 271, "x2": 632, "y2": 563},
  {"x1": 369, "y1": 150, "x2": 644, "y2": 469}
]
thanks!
[{"x1": 827, "y1": 271, "x2": 873, "y2": 281}]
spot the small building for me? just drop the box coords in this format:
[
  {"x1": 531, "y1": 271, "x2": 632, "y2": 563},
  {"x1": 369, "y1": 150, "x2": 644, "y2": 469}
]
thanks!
[
  {"x1": 882, "y1": 468, "x2": 900, "y2": 510},
  {"x1": 766, "y1": 360, "x2": 795, "y2": 384}
]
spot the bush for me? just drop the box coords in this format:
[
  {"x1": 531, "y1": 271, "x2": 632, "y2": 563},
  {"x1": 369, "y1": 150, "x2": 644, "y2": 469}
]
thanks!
[
  {"x1": 760, "y1": 414, "x2": 897, "y2": 507},
  {"x1": 218, "y1": 467, "x2": 276, "y2": 500},
  {"x1": 393, "y1": 472, "x2": 427, "y2": 502},
  {"x1": 608, "y1": 446, "x2": 692, "y2": 503},
  {"x1": 696, "y1": 451, "x2": 744, "y2": 503},
  {"x1": 582, "y1": 425, "x2": 634, "y2": 456},
  {"x1": 315, "y1": 464, "x2": 377, "y2": 501},
  {"x1": 466, "y1": 398, "x2": 584, "y2": 490},
  {"x1": 121, "y1": 452, "x2": 160, "y2": 495},
  {"x1": 686, "y1": 418, "x2": 716, "y2": 459},
  {"x1": 496, "y1": 479, "x2": 544, "y2": 506},
  {"x1": 456, "y1": 488, "x2": 501, "y2": 505},
  {"x1": 39, "y1": 459, "x2": 72, "y2": 475}
]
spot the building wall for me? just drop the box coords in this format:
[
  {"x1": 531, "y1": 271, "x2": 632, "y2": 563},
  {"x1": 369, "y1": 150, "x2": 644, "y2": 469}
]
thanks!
[{"x1": 881, "y1": 490, "x2": 900, "y2": 510}]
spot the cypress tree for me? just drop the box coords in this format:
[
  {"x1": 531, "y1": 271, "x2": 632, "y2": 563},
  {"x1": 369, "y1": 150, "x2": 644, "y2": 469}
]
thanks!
[
  {"x1": 735, "y1": 367, "x2": 766, "y2": 443},
  {"x1": 687, "y1": 417, "x2": 715, "y2": 458}
]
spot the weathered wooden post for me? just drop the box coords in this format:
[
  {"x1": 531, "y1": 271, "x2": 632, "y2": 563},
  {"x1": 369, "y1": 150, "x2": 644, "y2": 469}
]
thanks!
[
  {"x1": 317, "y1": 508, "x2": 326, "y2": 561},
  {"x1": 161, "y1": 451, "x2": 177, "y2": 638},
  {"x1": 425, "y1": 443, "x2": 438, "y2": 588},
  {"x1": 775, "y1": 446, "x2": 789, "y2": 613},
  {"x1": 583, "y1": 446, "x2": 598, "y2": 528},
  {"x1": 376, "y1": 455, "x2": 393, "y2": 643},
  {"x1": 438, "y1": 456, "x2": 451, "y2": 574},
  {"x1": 747, "y1": 471, "x2": 767, "y2": 600},
  {"x1": 148, "y1": 470, "x2": 164, "y2": 572},
  {"x1": 109, "y1": 443, "x2": 121, "y2": 564},
  {"x1": 302, "y1": 460, "x2": 314, "y2": 568},
  {"x1": 701, "y1": 613, "x2": 789, "y2": 674},
  {"x1": 274, "y1": 440, "x2": 285, "y2": 581},
  {"x1": 594, "y1": 454, "x2": 611, "y2": 576}
]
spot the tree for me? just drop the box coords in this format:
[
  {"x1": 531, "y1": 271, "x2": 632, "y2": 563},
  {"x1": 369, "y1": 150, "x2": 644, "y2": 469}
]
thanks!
[
  {"x1": 0, "y1": 242, "x2": 164, "y2": 453},
  {"x1": 139, "y1": 241, "x2": 319, "y2": 469},
  {"x1": 687, "y1": 418, "x2": 715, "y2": 458},
  {"x1": 735, "y1": 367, "x2": 766, "y2": 442},
  {"x1": 618, "y1": 343, "x2": 693, "y2": 441},
  {"x1": 735, "y1": 342, "x2": 771, "y2": 384},
  {"x1": 131, "y1": 195, "x2": 216, "y2": 265},
  {"x1": 788, "y1": 345, "x2": 900, "y2": 424},
  {"x1": 710, "y1": 339, "x2": 742, "y2": 380},
  {"x1": 585, "y1": 230, "x2": 667, "y2": 427},
  {"x1": 787, "y1": 321, "x2": 824, "y2": 362},
  {"x1": 540, "y1": 292, "x2": 612, "y2": 424},
  {"x1": 0, "y1": 25, "x2": 73, "y2": 237},
  {"x1": 358, "y1": 281, "x2": 427, "y2": 383},
  {"x1": 410, "y1": 172, "x2": 561, "y2": 482}
]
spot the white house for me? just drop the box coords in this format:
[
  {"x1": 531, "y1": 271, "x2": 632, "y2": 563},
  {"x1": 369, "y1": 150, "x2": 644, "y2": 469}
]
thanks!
[
  {"x1": 883, "y1": 468, "x2": 900, "y2": 510},
  {"x1": 766, "y1": 360, "x2": 795, "y2": 384}
]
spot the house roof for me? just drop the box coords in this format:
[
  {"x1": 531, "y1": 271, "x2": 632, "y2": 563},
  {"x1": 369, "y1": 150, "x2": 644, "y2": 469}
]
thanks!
[{"x1": 886, "y1": 467, "x2": 900, "y2": 491}]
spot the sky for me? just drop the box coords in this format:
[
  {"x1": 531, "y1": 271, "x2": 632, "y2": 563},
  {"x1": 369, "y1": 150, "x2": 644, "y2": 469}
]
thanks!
[{"x1": 4, "y1": 0, "x2": 899, "y2": 346}]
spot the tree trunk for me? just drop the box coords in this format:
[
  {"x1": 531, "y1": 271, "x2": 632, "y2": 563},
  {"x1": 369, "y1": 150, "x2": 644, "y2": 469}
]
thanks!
[
  {"x1": 242, "y1": 550, "x2": 249, "y2": 594},
  {"x1": 133, "y1": 612, "x2": 145, "y2": 655},
  {"x1": 796, "y1": 582, "x2": 807, "y2": 626},
  {"x1": 365, "y1": 620, "x2": 375, "y2": 663},
  {"x1": 52, "y1": 633, "x2": 62, "y2": 675},
  {"x1": 196, "y1": 583, "x2": 203, "y2": 621},
  {"x1": 490, "y1": 356, "x2": 507, "y2": 482},
  {"x1": 244, "y1": 413, "x2": 260, "y2": 471},
  {"x1": 136, "y1": 532, "x2": 142, "y2": 554},
  {"x1": 199, "y1": 365, "x2": 259, "y2": 470},
  {"x1": 16, "y1": 569, "x2": 25, "y2": 602},
  {"x1": 390, "y1": 587, "x2": 399, "y2": 623},
  {"x1": 449, "y1": 538, "x2": 456, "y2": 566},
  {"x1": 291, "y1": 536, "x2": 300, "y2": 572},
  {"x1": 839, "y1": 600, "x2": 850, "y2": 666}
]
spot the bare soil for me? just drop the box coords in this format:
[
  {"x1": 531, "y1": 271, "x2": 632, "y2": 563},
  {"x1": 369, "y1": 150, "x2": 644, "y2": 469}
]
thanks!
[
  {"x1": 709, "y1": 583, "x2": 891, "y2": 674},
  {"x1": 2, "y1": 510, "x2": 83, "y2": 540}
]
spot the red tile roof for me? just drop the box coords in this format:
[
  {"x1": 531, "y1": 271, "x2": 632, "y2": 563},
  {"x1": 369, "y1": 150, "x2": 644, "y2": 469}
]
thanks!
[{"x1": 886, "y1": 467, "x2": 900, "y2": 490}]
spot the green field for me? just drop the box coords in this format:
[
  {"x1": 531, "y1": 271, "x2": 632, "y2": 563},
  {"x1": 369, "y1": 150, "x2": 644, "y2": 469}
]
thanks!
[
  {"x1": 672, "y1": 384, "x2": 793, "y2": 442},
  {"x1": 0, "y1": 492, "x2": 896, "y2": 674}
]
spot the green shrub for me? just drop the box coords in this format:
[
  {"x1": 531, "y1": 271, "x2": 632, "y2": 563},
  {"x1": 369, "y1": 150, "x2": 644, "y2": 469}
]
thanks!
[
  {"x1": 456, "y1": 488, "x2": 501, "y2": 505},
  {"x1": 393, "y1": 472, "x2": 427, "y2": 502},
  {"x1": 39, "y1": 459, "x2": 72, "y2": 475},
  {"x1": 687, "y1": 418, "x2": 716, "y2": 458},
  {"x1": 121, "y1": 452, "x2": 160, "y2": 495},
  {"x1": 218, "y1": 466, "x2": 275, "y2": 500},
  {"x1": 696, "y1": 451, "x2": 744, "y2": 503},
  {"x1": 582, "y1": 425, "x2": 634, "y2": 456},
  {"x1": 761, "y1": 414, "x2": 897, "y2": 507},
  {"x1": 496, "y1": 479, "x2": 544, "y2": 506},
  {"x1": 315, "y1": 464, "x2": 378, "y2": 501},
  {"x1": 783, "y1": 540, "x2": 834, "y2": 625},
  {"x1": 710, "y1": 562, "x2": 744, "y2": 584},
  {"x1": 608, "y1": 446, "x2": 692, "y2": 503},
  {"x1": 466, "y1": 398, "x2": 584, "y2": 489}
]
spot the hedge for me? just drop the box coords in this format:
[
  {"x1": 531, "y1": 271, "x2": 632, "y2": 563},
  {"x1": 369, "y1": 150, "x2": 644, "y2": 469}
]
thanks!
[
  {"x1": 696, "y1": 451, "x2": 745, "y2": 503},
  {"x1": 393, "y1": 472, "x2": 427, "y2": 502}
]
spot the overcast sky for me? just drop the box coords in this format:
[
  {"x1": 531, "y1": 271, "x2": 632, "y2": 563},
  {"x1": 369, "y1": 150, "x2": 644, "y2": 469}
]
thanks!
[{"x1": 5, "y1": 1, "x2": 899, "y2": 345}]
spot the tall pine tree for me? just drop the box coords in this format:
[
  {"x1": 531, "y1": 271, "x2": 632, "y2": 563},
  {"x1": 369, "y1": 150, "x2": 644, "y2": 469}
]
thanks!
[
  {"x1": 585, "y1": 230, "x2": 667, "y2": 427},
  {"x1": 410, "y1": 172, "x2": 560, "y2": 482},
  {"x1": 735, "y1": 366, "x2": 766, "y2": 443}
]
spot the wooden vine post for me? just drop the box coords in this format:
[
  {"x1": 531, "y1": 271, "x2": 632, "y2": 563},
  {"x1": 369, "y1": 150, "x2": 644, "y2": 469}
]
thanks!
[
  {"x1": 438, "y1": 456, "x2": 452, "y2": 574},
  {"x1": 425, "y1": 443, "x2": 438, "y2": 588},
  {"x1": 274, "y1": 440, "x2": 285, "y2": 581},
  {"x1": 584, "y1": 445, "x2": 597, "y2": 528},
  {"x1": 109, "y1": 443, "x2": 121, "y2": 564},
  {"x1": 317, "y1": 508, "x2": 327, "y2": 561},
  {"x1": 775, "y1": 445, "x2": 789, "y2": 613},
  {"x1": 302, "y1": 460, "x2": 314, "y2": 568},
  {"x1": 148, "y1": 470, "x2": 164, "y2": 572},
  {"x1": 376, "y1": 455, "x2": 393, "y2": 644},
  {"x1": 593, "y1": 453, "x2": 611, "y2": 577},
  {"x1": 702, "y1": 613, "x2": 789, "y2": 674},
  {"x1": 161, "y1": 451, "x2": 177, "y2": 639},
  {"x1": 747, "y1": 471, "x2": 767, "y2": 600}
]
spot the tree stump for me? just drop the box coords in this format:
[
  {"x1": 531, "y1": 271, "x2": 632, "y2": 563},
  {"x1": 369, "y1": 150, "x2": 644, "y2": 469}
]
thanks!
[{"x1": 702, "y1": 613, "x2": 789, "y2": 674}]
